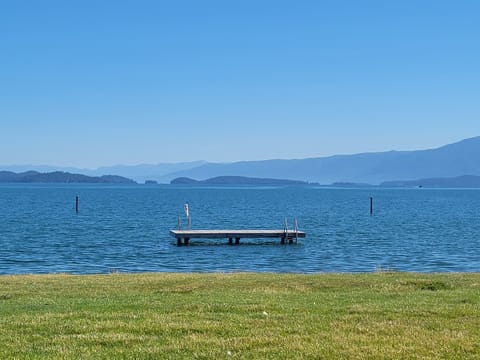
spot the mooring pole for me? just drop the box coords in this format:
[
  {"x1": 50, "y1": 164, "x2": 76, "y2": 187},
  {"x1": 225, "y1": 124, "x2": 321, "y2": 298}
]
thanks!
[
  {"x1": 294, "y1": 218, "x2": 298, "y2": 244},
  {"x1": 370, "y1": 196, "x2": 373, "y2": 215},
  {"x1": 184, "y1": 203, "x2": 190, "y2": 230},
  {"x1": 75, "y1": 195, "x2": 79, "y2": 213},
  {"x1": 282, "y1": 218, "x2": 288, "y2": 245}
]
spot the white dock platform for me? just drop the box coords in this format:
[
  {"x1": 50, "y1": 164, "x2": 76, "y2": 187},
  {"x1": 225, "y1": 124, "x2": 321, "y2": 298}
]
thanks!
[{"x1": 170, "y1": 229, "x2": 306, "y2": 246}]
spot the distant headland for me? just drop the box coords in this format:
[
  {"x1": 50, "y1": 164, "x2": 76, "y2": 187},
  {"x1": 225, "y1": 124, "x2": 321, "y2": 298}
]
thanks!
[
  {"x1": 0, "y1": 171, "x2": 136, "y2": 184},
  {"x1": 381, "y1": 175, "x2": 480, "y2": 188},
  {"x1": 170, "y1": 176, "x2": 312, "y2": 186}
]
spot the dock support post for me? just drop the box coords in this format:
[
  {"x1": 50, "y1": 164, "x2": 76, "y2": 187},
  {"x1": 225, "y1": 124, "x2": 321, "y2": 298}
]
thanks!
[
  {"x1": 281, "y1": 237, "x2": 285, "y2": 245},
  {"x1": 235, "y1": 237, "x2": 240, "y2": 245},
  {"x1": 177, "y1": 238, "x2": 182, "y2": 246},
  {"x1": 229, "y1": 238, "x2": 233, "y2": 245},
  {"x1": 75, "y1": 195, "x2": 79, "y2": 213},
  {"x1": 370, "y1": 196, "x2": 373, "y2": 215},
  {"x1": 184, "y1": 238, "x2": 189, "y2": 246}
]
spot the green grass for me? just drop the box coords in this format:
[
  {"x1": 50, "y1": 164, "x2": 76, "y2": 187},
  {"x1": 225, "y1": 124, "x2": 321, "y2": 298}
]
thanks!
[{"x1": 0, "y1": 272, "x2": 479, "y2": 359}]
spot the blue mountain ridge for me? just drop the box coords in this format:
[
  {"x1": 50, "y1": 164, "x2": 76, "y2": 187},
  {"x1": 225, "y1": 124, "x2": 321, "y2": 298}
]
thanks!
[{"x1": 165, "y1": 136, "x2": 480, "y2": 185}]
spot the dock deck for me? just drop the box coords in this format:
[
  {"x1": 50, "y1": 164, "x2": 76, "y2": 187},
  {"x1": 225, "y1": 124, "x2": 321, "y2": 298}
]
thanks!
[{"x1": 170, "y1": 229, "x2": 306, "y2": 246}]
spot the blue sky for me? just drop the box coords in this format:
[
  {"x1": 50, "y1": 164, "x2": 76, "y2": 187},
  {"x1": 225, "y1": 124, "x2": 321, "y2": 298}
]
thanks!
[{"x1": 1, "y1": 0, "x2": 479, "y2": 168}]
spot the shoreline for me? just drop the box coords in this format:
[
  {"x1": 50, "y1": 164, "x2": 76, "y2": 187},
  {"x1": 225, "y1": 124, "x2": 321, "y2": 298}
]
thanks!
[
  {"x1": 2, "y1": 270, "x2": 480, "y2": 278},
  {"x1": 1, "y1": 270, "x2": 480, "y2": 276}
]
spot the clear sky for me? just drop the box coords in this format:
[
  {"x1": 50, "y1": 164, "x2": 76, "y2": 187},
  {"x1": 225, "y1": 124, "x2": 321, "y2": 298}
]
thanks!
[{"x1": 1, "y1": 0, "x2": 479, "y2": 168}]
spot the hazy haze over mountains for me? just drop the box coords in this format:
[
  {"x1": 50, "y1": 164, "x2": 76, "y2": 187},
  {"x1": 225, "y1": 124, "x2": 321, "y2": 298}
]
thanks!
[{"x1": 1, "y1": 137, "x2": 479, "y2": 185}]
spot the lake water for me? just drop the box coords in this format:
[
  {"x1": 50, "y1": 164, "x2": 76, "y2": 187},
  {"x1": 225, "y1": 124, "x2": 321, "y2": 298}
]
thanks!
[{"x1": 0, "y1": 184, "x2": 479, "y2": 274}]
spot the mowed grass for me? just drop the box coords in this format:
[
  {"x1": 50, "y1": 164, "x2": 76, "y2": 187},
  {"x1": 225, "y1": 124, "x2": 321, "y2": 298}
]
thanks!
[{"x1": 0, "y1": 273, "x2": 479, "y2": 359}]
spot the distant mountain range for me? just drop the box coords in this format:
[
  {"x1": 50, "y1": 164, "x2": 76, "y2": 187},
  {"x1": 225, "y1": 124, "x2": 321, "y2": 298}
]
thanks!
[
  {"x1": 165, "y1": 136, "x2": 480, "y2": 185},
  {"x1": 171, "y1": 176, "x2": 310, "y2": 186},
  {"x1": 0, "y1": 171, "x2": 135, "y2": 184},
  {"x1": 2, "y1": 136, "x2": 480, "y2": 185}
]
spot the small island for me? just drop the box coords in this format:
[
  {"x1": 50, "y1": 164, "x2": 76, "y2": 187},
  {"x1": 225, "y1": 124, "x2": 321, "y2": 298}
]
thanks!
[{"x1": 381, "y1": 175, "x2": 480, "y2": 188}]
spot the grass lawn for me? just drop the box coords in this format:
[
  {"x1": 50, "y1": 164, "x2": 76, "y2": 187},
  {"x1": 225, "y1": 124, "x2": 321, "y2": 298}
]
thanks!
[{"x1": 0, "y1": 272, "x2": 479, "y2": 359}]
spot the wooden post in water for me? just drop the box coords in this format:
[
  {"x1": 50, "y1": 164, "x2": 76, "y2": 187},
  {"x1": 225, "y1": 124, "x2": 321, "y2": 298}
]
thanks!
[
  {"x1": 75, "y1": 195, "x2": 79, "y2": 213},
  {"x1": 370, "y1": 196, "x2": 373, "y2": 215},
  {"x1": 294, "y1": 218, "x2": 298, "y2": 244}
]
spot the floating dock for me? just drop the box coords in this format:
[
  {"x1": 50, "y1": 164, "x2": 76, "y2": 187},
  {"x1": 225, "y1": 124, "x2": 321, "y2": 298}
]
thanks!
[{"x1": 169, "y1": 229, "x2": 306, "y2": 246}]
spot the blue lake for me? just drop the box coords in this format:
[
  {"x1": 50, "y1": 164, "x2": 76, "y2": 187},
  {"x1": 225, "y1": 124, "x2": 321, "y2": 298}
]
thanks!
[{"x1": 0, "y1": 184, "x2": 479, "y2": 274}]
